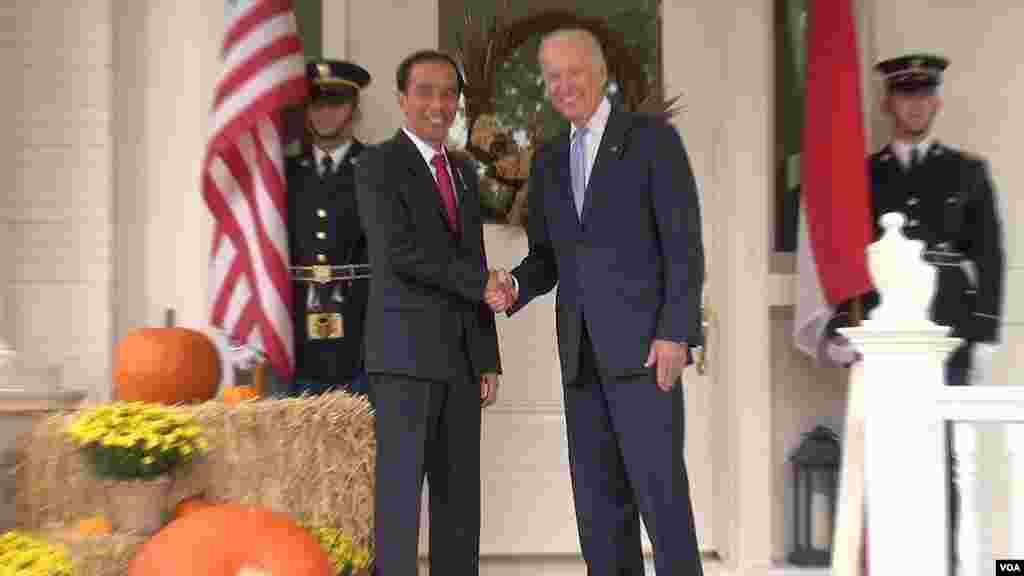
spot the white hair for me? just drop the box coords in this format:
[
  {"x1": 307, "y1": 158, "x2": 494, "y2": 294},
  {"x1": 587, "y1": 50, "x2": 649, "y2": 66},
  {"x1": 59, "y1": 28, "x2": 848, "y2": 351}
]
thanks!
[{"x1": 538, "y1": 28, "x2": 607, "y2": 75}]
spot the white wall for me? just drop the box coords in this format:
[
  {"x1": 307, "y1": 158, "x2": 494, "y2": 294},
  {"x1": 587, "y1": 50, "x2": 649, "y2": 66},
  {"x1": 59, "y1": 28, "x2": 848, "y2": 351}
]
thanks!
[{"x1": 112, "y1": 0, "x2": 220, "y2": 342}]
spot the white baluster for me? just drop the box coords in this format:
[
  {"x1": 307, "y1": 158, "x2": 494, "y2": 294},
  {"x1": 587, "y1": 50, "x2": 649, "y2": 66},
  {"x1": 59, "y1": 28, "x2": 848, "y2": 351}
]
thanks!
[
  {"x1": 1007, "y1": 425, "x2": 1024, "y2": 557},
  {"x1": 955, "y1": 423, "x2": 982, "y2": 576}
]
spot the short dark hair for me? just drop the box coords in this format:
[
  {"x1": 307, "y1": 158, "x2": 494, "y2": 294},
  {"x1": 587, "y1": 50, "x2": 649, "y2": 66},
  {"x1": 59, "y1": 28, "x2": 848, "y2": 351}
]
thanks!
[{"x1": 396, "y1": 50, "x2": 464, "y2": 95}]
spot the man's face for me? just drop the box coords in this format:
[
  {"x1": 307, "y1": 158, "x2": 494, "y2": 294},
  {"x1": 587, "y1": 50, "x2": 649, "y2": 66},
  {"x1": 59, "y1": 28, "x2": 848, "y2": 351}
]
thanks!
[
  {"x1": 399, "y1": 60, "x2": 459, "y2": 149},
  {"x1": 307, "y1": 100, "x2": 355, "y2": 140},
  {"x1": 539, "y1": 36, "x2": 607, "y2": 128},
  {"x1": 883, "y1": 87, "x2": 942, "y2": 140}
]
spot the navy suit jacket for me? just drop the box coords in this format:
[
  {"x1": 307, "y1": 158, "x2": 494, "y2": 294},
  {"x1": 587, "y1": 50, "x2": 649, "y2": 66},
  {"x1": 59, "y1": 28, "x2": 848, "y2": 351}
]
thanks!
[
  {"x1": 510, "y1": 108, "x2": 704, "y2": 385},
  {"x1": 355, "y1": 130, "x2": 501, "y2": 382}
]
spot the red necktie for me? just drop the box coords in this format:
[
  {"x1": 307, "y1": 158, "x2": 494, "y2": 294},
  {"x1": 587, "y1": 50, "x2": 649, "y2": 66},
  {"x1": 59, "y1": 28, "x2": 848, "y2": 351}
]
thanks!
[{"x1": 431, "y1": 153, "x2": 459, "y2": 235}]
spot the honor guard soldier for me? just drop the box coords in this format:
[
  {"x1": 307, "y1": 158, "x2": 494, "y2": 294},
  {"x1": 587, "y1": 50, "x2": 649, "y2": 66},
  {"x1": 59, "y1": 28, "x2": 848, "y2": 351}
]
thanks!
[
  {"x1": 287, "y1": 59, "x2": 373, "y2": 399},
  {"x1": 826, "y1": 53, "x2": 1006, "y2": 569}
]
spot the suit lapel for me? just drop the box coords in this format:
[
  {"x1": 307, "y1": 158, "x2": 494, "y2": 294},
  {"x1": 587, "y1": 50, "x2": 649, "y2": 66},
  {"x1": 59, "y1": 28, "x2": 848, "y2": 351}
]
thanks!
[
  {"x1": 449, "y1": 158, "x2": 472, "y2": 243},
  {"x1": 551, "y1": 132, "x2": 575, "y2": 222},
  {"x1": 298, "y1": 153, "x2": 321, "y2": 192},
  {"x1": 581, "y1": 109, "x2": 629, "y2": 222}
]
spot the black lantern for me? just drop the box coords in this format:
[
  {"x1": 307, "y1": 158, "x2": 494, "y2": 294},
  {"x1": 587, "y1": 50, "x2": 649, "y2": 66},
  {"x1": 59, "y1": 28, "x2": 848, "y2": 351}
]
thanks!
[{"x1": 788, "y1": 425, "x2": 841, "y2": 566}]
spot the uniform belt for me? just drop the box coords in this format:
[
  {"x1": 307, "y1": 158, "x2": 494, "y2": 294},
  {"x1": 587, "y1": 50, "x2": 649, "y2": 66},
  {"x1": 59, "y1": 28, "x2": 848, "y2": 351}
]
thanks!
[{"x1": 923, "y1": 250, "x2": 966, "y2": 266}]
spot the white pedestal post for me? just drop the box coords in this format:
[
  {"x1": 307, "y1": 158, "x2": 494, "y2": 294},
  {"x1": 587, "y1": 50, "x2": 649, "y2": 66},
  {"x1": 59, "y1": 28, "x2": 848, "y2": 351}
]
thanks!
[
  {"x1": 834, "y1": 212, "x2": 962, "y2": 574},
  {"x1": 840, "y1": 323, "x2": 960, "y2": 574}
]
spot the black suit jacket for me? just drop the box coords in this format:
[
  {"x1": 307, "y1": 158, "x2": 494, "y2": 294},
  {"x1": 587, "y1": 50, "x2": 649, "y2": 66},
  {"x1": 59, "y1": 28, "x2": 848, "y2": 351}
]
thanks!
[
  {"x1": 355, "y1": 129, "x2": 500, "y2": 382},
  {"x1": 509, "y1": 108, "x2": 705, "y2": 385}
]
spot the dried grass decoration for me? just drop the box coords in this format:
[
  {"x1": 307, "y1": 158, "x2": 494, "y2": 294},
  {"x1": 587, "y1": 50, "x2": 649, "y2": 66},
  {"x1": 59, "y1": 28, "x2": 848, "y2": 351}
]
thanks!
[
  {"x1": 0, "y1": 530, "x2": 73, "y2": 576},
  {"x1": 64, "y1": 402, "x2": 211, "y2": 535}
]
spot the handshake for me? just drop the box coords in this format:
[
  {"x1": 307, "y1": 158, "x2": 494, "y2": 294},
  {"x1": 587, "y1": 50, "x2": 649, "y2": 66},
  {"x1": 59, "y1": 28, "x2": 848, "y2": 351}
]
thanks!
[{"x1": 485, "y1": 269, "x2": 519, "y2": 313}]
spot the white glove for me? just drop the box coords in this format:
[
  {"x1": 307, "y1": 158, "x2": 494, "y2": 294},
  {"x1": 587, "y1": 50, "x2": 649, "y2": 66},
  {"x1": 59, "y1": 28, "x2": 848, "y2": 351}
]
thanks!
[
  {"x1": 822, "y1": 336, "x2": 861, "y2": 368},
  {"x1": 229, "y1": 344, "x2": 265, "y2": 372},
  {"x1": 971, "y1": 343, "x2": 998, "y2": 385}
]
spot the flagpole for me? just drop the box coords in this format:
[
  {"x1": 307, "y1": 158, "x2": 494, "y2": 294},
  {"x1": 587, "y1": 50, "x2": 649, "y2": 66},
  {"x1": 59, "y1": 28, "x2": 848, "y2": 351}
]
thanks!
[
  {"x1": 850, "y1": 297, "x2": 864, "y2": 326},
  {"x1": 797, "y1": 0, "x2": 875, "y2": 568}
]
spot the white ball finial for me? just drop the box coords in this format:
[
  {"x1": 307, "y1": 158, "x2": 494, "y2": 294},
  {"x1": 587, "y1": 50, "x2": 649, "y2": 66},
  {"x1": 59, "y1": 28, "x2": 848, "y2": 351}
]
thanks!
[{"x1": 879, "y1": 212, "x2": 905, "y2": 231}]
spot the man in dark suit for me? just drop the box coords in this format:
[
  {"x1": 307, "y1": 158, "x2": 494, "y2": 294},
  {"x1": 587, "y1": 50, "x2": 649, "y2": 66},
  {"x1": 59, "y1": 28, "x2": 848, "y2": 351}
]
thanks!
[
  {"x1": 825, "y1": 53, "x2": 1005, "y2": 570},
  {"x1": 487, "y1": 29, "x2": 705, "y2": 575},
  {"x1": 286, "y1": 59, "x2": 373, "y2": 399},
  {"x1": 354, "y1": 50, "x2": 504, "y2": 575}
]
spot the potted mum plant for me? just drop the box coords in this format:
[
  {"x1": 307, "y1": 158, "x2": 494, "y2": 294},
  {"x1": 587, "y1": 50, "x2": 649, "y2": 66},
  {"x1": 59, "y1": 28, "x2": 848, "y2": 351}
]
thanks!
[
  {"x1": 0, "y1": 530, "x2": 73, "y2": 575},
  {"x1": 65, "y1": 401, "x2": 210, "y2": 535}
]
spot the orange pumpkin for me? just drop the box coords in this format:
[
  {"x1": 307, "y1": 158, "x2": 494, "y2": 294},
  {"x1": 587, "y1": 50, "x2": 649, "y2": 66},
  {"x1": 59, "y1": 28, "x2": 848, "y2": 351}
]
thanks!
[
  {"x1": 223, "y1": 386, "x2": 260, "y2": 406},
  {"x1": 174, "y1": 496, "x2": 212, "y2": 519},
  {"x1": 76, "y1": 515, "x2": 113, "y2": 536},
  {"x1": 128, "y1": 503, "x2": 332, "y2": 576},
  {"x1": 114, "y1": 327, "x2": 221, "y2": 405}
]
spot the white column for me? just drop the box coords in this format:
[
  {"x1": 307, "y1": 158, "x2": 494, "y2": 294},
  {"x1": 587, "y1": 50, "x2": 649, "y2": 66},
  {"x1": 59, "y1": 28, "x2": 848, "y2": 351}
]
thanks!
[
  {"x1": 347, "y1": 0, "x2": 439, "y2": 144},
  {"x1": 112, "y1": 0, "x2": 220, "y2": 341},
  {"x1": 842, "y1": 323, "x2": 959, "y2": 574}
]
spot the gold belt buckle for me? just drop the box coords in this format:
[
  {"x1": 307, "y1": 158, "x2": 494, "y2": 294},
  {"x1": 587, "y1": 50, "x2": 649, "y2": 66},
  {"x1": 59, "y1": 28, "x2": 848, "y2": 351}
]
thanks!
[
  {"x1": 306, "y1": 312, "x2": 344, "y2": 340},
  {"x1": 312, "y1": 265, "x2": 332, "y2": 283}
]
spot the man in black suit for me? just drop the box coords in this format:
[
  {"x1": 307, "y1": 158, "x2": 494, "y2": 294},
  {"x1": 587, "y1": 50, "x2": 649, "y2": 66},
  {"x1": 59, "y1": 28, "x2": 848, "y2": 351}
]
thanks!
[
  {"x1": 825, "y1": 53, "x2": 1005, "y2": 570},
  {"x1": 354, "y1": 50, "x2": 505, "y2": 575},
  {"x1": 286, "y1": 59, "x2": 372, "y2": 399},
  {"x1": 488, "y1": 28, "x2": 705, "y2": 575}
]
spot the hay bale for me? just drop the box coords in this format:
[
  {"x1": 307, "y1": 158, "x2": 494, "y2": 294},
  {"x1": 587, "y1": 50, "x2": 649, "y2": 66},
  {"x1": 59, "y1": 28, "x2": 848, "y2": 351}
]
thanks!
[
  {"x1": 40, "y1": 527, "x2": 147, "y2": 576},
  {"x1": 12, "y1": 392, "x2": 376, "y2": 551}
]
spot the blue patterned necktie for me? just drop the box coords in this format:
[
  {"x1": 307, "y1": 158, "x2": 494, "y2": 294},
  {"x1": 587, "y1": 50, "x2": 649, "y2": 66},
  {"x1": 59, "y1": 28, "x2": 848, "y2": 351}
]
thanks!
[{"x1": 571, "y1": 126, "x2": 589, "y2": 216}]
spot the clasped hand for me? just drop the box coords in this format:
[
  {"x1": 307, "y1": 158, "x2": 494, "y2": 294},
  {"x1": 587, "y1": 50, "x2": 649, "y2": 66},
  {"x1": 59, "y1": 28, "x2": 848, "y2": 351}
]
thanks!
[{"x1": 485, "y1": 269, "x2": 518, "y2": 312}]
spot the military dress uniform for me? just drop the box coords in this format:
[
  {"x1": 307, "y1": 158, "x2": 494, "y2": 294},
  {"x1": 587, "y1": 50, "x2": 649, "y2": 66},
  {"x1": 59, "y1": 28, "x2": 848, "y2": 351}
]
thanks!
[
  {"x1": 287, "y1": 59, "x2": 373, "y2": 398},
  {"x1": 827, "y1": 54, "x2": 1005, "y2": 383},
  {"x1": 288, "y1": 142, "x2": 370, "y2": 397},
  {"x1": 828, "y1": 140, "x2": 1005, "y2": 378}
]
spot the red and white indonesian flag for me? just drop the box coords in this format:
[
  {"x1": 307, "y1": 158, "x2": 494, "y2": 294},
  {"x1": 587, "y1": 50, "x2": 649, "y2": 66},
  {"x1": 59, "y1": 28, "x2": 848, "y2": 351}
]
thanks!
[
  {"x1": 793, "y1": 0, "x2": 874, "y2": 360},
  {"x1": 203, "y1": 0, "x2": 307, "y2": 379}
]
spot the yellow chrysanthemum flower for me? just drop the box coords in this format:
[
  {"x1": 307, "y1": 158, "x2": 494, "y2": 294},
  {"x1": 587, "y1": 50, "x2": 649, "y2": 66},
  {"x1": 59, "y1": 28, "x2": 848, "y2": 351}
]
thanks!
[{"x1": 64, "y1": 401, "x2": 209, "y2": 481}]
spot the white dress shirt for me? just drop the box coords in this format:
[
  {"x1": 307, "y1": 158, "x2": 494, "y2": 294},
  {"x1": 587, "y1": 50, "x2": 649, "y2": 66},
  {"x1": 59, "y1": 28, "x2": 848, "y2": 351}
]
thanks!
[
  {"x1": 313, "y1": 140, "x2": 353, "y2": 176},
  {"x1": 568, "y1": 96, "x2": 612, "y2": 191},
  {"x1": 890, "y1": 136, "x2": 933, "y2": 169},
  {"x1": 401, "y1": 127, "x2": 459, "y2": 204}
]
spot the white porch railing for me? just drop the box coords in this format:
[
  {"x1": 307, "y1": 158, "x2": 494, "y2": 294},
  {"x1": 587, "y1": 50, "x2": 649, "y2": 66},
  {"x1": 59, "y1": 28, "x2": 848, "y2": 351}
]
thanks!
[
  {"x1": 830, "y1": 213, "x2": 1020, "y2": 576},
  {"x1": 938, "y1": 392, "x2": 1024, "y2": 575}
]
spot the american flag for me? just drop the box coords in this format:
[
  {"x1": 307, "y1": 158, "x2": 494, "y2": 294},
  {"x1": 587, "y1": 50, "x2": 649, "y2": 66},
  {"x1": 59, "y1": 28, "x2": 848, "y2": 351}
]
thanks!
[{"x1": 204, "y1": 0, "x2": 307, "y2": 379}]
